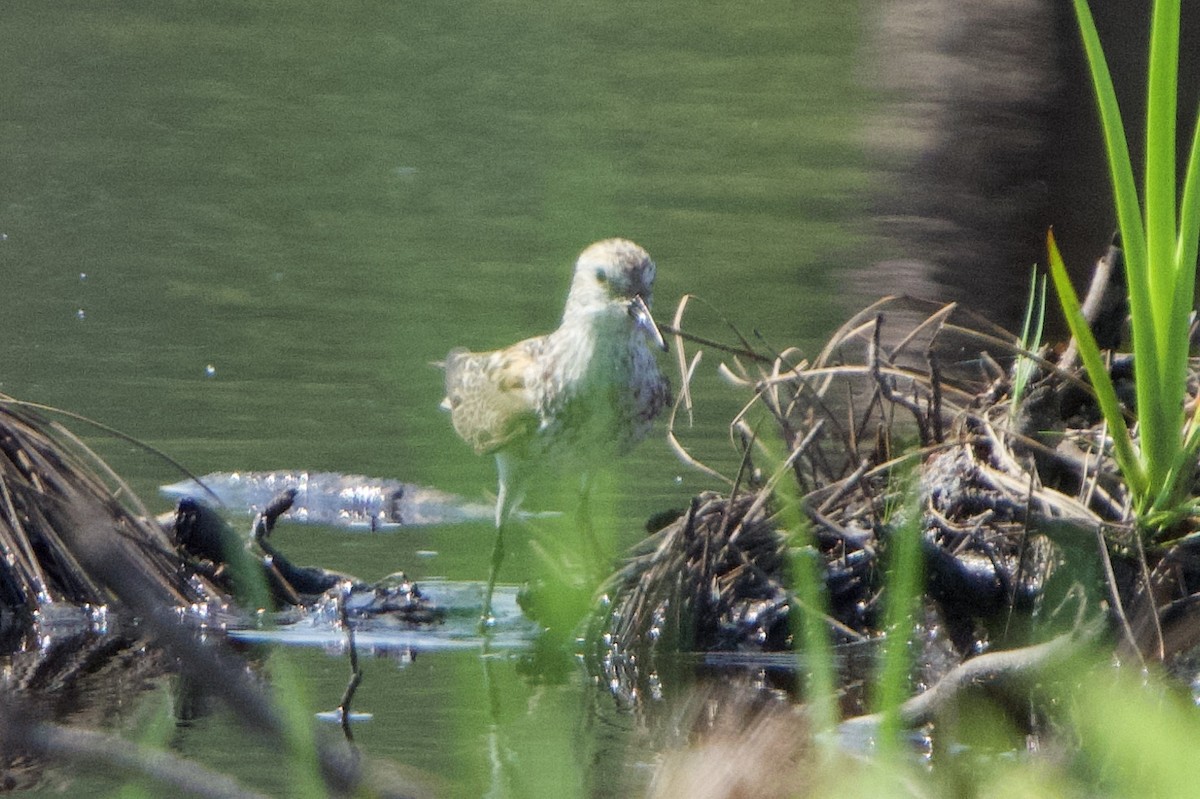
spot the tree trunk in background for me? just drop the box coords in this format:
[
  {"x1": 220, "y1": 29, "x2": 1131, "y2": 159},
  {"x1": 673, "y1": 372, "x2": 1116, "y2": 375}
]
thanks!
[{"x1": 864, "y1": 0, "x2": 1198, "y2": 332}]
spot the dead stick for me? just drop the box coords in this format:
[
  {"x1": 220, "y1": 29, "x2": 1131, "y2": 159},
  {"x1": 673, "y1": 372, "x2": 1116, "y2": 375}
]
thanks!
[{"x1": 337, "y1": 586, "x2": 364, "y2": 744}]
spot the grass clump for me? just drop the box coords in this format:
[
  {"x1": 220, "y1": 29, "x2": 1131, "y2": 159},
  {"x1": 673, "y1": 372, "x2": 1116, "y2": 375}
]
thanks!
[{"x1": 1048, "y1": 0, "x2": 1200, "y2": 530}]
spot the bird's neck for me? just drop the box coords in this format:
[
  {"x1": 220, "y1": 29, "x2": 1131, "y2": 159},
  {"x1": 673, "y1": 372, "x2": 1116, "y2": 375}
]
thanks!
[{"x1": 549, "y1": 306, "x2": 633, "y2": 383}]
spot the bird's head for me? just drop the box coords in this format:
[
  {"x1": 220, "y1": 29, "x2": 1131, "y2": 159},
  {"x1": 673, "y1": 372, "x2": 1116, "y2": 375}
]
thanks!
[{"x1": 564, "y1": 238, "x2": 666, "y2": 350}]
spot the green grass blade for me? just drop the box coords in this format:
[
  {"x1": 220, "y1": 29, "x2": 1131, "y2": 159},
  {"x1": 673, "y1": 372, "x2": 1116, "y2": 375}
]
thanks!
[
  {"x1": 759, "y1": 425, "x2": 837, "y2": 736},
  {"x1": 267, "y1": 652, "x2": 327, "y2": 799},
  {"x1": 790, "y1": 544, "x2": 837, "y2": 736},
  {"x1": 1074, "y1": 0, "x2": 1178, "y2": 495},
  {"x1": 1154, "y1": 110, "x2": 1200, "y2": 513},
  {"x1": 1011, "y1": 267, "x2": 1046, "y2": 409},
  {"x1": 1176, "y1": 108, "x2": 1200, "y2": 330},
  {"x1": 1145, "y1": 0, "x2": 1189, "y2": 511},
  {"x1": 1072, "y1": 0, "x2": 1147, "y2": 288},
  {"x1": 1028, "y1": 272, "x2": 1047, "y2": 378},
  {"x1": 874, "y1": 472, "x2": 924, "y2": 755},
  {"x1": 1071, "y1": 665, "x2": 1200, "y2": 798},
  {"x1": 1048, "y1": 231, "x2": 1146, "y2": 499},
  {"x1": 1147, "y1": 0, "x2": 1180, "y2": 308},
  {"x1": 1032, "y1": 275, "x2": 1047, "y2": 344}
]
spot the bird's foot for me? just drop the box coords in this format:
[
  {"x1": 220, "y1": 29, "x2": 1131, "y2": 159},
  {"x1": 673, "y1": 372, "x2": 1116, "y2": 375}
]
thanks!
[{"x1": 477, "y1": 609, "x2": 497, "y2": 635}]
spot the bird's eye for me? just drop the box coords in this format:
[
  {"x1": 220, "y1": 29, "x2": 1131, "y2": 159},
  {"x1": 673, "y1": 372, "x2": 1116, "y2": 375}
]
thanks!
[{"x1": 594, "y1": 269, "x2": 608, "y2": 284}]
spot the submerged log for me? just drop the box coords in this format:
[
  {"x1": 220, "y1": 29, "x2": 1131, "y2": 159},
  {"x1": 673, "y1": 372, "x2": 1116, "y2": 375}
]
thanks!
[{"x1": 161, "y1": 470, "x2": 495, "y2": 529}]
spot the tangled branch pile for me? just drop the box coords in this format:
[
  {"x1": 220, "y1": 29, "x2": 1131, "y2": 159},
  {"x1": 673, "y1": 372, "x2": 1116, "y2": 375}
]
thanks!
[
  {"x1": 595, "y1": 293, "x2": 1200, "y2": 706},
  {"x1": 0, "y1": 398, "x2": 223, "y2": 642}
]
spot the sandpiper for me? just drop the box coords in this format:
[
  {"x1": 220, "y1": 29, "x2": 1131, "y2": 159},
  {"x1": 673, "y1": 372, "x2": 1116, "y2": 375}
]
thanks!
[{"x1": 441, "y1": 238, "x2": 671, "y2": 623}]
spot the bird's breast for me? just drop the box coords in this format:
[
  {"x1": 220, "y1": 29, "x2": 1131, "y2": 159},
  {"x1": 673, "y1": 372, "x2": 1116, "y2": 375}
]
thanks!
[{"x1": 529, "y1": 320, "x2": 669, "y2": 460}]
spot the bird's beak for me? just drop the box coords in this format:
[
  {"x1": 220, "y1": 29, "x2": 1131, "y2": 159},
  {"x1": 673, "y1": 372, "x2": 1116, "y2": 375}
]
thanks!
[{"x1": 628, "y1": 295, "x2": 668, "y2": 352}]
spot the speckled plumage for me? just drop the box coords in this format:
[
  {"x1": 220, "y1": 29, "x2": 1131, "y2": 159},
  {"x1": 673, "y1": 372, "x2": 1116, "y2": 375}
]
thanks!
[{"x1": 441, "y1": 238, "x2": 671, "y2": 526}]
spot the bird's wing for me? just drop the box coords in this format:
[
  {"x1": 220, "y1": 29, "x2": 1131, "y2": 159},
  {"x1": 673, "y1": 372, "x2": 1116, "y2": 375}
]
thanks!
[{"x1": 442, "y1": 338, "x2": 543, "y2": 455}]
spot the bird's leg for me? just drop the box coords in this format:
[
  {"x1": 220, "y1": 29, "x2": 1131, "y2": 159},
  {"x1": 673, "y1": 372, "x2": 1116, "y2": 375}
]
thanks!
[
  {"x1": 493, "y1": 452, "x2": 525, "y2": 527},
  {"x1": 577, "y1": 472, "x2": 592, "y2": 522},
  {"x1": 480, "y1": 522, "x2": 505, "y2": 629},
  {"x1": 481, "y1": 454, "x2": 520, "y2": 629},
  {"x1": 576, "y1": 472, "x2": 603, "y2": 581}
]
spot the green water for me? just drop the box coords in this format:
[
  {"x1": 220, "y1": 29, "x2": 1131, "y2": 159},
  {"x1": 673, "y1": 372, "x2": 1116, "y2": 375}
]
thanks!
[{"x1": 1, "y1": 1, "x2": 867, "y2": 795}]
